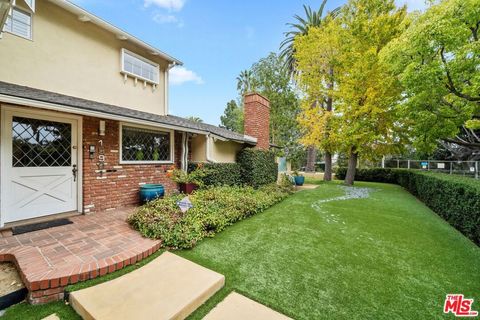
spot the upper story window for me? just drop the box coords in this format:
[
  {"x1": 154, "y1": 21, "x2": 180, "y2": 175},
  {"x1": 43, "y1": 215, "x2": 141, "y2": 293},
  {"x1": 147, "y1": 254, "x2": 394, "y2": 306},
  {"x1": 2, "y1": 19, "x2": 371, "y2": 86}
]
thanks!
[
  {"x1": 3, "y1": 7, "x2": 32, "y2": 40},
  {"x1": 121, "y1": 49, "x2": 160, "y2": 85}
]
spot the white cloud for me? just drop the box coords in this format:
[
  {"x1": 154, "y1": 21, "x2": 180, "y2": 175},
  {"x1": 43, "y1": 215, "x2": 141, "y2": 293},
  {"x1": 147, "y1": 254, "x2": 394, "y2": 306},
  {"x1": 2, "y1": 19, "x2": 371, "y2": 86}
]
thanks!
[
  {"x1": 170, "y1": 67, "x2": 204, "y2": 85},
  {"x1": 153, "y1": 14, "x2": 177, "y2": 24},
  {"x1": 144, "y1": 0, "x2": 185, "y2": 11},
  {"x1": 395, "y1": 0, "x2": 428, "y2": 11}
]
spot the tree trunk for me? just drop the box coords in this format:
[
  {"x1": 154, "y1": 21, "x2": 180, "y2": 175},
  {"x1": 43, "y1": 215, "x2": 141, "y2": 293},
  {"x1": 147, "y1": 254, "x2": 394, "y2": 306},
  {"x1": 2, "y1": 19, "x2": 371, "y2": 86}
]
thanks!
[
  {"x1": 323, "y1": 72, "x2": 334, "y2": 181},
  {"x1": 324, "y1": 152, "x2": 332, "y2": 181},
  {"x1": 305, "y1": 146, "x2": 317, "y2": 172},
  {"x1": 344, "y1": 149, "x2": 358, "y2": 186}
]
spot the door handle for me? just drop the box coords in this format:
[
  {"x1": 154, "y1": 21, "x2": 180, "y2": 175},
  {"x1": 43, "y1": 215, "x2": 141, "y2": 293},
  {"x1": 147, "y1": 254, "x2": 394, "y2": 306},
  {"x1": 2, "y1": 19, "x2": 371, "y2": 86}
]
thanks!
[{"x1": 72, "y1": 164, "x2": 78, "y2": 182}]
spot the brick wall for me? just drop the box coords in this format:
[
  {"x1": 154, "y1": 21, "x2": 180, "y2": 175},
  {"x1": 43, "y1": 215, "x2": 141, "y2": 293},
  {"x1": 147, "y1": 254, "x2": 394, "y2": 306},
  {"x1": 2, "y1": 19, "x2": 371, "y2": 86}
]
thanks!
[
  {"x1": 82, "y1": 117, "x2": 183, "y2": 213},
  {"x1": 244, "y1": 93, "x2": 270, "y2": 150}
]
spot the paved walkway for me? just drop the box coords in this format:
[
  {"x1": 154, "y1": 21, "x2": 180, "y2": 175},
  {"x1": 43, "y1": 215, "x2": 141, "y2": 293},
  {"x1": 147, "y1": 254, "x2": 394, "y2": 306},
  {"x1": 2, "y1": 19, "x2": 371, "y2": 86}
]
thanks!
[
  {"x1": 70, "y1": 252, "x2": 224, "y2": 320},
  {"x1": 204, "y1": 292, "x2": 292, "y2": 320},
  {"x1": 0, "y1": 208, "x2": 160, "y2": 303}
]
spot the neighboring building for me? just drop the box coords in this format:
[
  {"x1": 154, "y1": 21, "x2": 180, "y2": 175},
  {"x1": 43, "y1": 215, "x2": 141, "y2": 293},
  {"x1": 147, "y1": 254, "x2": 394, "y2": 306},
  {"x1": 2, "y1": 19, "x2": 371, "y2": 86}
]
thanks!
[{"x1": 0, "y1": 0, "x2": 270, "y2": 227}]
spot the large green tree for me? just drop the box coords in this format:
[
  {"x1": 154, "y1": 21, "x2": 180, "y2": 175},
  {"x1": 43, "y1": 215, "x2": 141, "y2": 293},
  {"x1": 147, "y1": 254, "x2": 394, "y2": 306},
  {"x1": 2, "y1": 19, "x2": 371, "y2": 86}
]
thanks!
[
  {"x1": 382, "y1": 0, "x2": 480, "y2": 154},
  {"x1": 295, "y1": 0, "x2": 407, "y2": 185},
  {"x1": 280, "y1": 1, "x2": 340, "y2": 178},
  {"x1": 220, "y1": 100, "x2": 244, "y2": 133},
  {"x1": 250, "y1": 53, "x2": 300, "y2": 151},
  {"x1": 221, "y1": 53, "x2": 302, "y2": 163}
]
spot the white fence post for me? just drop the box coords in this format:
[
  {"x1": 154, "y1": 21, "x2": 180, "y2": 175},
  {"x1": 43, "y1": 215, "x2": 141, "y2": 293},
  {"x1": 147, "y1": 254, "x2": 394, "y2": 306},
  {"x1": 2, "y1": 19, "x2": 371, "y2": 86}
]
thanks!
[
  {"x1": 407, "y1": 160, "x2": 410, "y2": 169},
  {"x1": 476, "y1": 161, "x2": 479, "y2": 179},
  {"x1": 382, "y1": 156, "x2": 385, "y2": 169}
]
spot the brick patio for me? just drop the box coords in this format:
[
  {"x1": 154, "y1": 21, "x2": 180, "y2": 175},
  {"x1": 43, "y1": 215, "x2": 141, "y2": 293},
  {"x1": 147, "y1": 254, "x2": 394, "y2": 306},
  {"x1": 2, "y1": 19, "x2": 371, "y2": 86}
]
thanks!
[{"x1": 0, "y1": 208, "x2": 161, "y2": 304}]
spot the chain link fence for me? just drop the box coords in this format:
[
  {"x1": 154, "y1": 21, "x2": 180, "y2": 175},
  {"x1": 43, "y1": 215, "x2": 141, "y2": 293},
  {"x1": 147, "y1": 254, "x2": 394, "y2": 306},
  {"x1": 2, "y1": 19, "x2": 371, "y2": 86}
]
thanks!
[{"x1": 382, "y1": 159, "x2": 479, "y2": 179}]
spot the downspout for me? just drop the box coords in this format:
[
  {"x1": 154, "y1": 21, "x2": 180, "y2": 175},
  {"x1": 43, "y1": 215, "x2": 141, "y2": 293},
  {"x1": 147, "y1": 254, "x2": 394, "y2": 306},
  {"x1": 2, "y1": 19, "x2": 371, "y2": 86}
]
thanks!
[{"x1": 181, "y1": 132, "x2": 189, "y2": 171}]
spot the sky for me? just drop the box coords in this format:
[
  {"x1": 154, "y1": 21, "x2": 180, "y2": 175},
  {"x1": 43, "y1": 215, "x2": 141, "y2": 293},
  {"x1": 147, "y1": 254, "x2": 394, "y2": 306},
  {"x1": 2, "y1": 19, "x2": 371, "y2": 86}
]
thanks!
[{"x1": 72, "y1": 0, "x2": 427, "y2": 125}]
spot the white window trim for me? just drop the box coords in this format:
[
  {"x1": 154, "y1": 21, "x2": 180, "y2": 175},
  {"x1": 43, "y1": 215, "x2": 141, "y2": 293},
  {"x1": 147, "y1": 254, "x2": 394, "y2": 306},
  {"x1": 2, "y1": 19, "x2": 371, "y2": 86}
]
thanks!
[
  {"x1": 3, "y1": 6, "x2": 33, "y2": 40},
  {"x1": 23, "y1": 0, "x2": 35, "y2": 12},
  {"x1": 119, "y1": 122, "x2": 175, "y2": 165},
  {"x1": 120, "y1": 48, "x2": 160, "y2": 85}
]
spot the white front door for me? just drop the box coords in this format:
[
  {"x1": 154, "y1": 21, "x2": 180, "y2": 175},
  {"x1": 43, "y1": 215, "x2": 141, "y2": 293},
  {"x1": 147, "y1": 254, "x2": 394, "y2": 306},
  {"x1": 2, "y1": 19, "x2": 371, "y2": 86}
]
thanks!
[{"x1": 1, "y1": 108, "x2": 79, "y2": 224}]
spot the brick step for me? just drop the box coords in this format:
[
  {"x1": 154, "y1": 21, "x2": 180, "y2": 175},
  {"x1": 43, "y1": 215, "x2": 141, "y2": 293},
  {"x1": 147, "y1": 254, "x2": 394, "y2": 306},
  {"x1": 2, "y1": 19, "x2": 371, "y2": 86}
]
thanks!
[{"x1": 69, "y1": 252, "x2": 225, "y2": 320}]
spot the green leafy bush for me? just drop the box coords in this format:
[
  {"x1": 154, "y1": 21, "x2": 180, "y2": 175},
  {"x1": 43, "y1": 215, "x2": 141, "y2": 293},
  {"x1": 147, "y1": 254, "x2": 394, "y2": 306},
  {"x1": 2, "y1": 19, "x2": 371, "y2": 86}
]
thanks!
[
  {"x1": 237, "y1": 149, "x2": 278, "y2": 188},
  {"x1": 188, "y1": 163, "x2": 242, "y2": 187},
  {"x1": 334, "y1": 167, "x2": 480, "y2": 245},
  {"x1": 128, "y1": 184, "x2": 293, "y2": 249},
  {"x1": 335, "y1": 167, "x2": 397, "y2": 183}
]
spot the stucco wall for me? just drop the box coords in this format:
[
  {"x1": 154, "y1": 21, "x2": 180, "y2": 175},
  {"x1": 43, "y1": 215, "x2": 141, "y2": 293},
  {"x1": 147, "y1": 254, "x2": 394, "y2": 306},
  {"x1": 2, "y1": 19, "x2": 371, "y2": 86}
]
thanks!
[
  {"x1": 0, "y1": 0, "x2": 168, "y2": 115},
  {"x1": 191, "y1": 134, "x2": 207, "y2": 162},
  {"x1": 211, "y1": 139, "x2": 244, "y2": 163}
]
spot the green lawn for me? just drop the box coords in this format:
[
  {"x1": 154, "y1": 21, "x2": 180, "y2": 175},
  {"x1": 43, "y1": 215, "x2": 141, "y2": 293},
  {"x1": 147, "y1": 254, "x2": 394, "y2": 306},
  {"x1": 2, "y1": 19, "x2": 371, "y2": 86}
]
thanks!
[
  {"x1": 3, "y1": 181, "x2": 480, "y2": 319},
  {"x1": 178, "y1": 181, "x2": 480, "y2": 319}
]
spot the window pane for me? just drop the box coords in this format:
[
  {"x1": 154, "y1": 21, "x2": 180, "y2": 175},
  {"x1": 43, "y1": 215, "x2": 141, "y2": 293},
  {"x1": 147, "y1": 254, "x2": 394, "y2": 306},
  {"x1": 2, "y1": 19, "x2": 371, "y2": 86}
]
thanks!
[
  {"x1": 122, "y1": 51, "x2": 159, "y2": 83},
  {"x1": 12, "y1": 117, "x2": 72, "y2": 167},
  {"x1": 3, "y1": 16, "x2": 11, "y2": 32},
  {"x1": 122, "y1": 126, "x2": 170, "y2": 162},
  {"x1": 12, "y1": 21, "x2": 30, "y2": 38},
  {"x1": 6, "y1": 8, "x2": 31, "y2": 39},
  {"x1": 12, "y1": 9, "x2": 30, "y2": 24}
]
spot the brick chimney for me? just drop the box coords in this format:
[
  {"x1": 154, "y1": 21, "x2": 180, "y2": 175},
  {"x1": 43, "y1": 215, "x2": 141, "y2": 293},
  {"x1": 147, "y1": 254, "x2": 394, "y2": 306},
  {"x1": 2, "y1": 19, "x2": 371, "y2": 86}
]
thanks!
[{"x1": 244, "y1": 93, "x2": 270, "y2": 150}]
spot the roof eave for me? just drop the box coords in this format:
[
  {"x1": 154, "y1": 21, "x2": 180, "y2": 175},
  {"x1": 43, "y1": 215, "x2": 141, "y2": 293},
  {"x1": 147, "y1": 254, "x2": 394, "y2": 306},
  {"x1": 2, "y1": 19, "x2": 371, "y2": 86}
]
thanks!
[{"x1": 52, "y1": 0, "x2": 183, "y2": 66}]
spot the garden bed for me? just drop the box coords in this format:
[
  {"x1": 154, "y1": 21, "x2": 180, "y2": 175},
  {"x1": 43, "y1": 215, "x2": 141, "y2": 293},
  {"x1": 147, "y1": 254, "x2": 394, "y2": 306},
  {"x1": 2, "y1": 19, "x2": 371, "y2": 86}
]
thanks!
[{"x1": 128, "y1": 183, "x2": 294, "y2": 249}]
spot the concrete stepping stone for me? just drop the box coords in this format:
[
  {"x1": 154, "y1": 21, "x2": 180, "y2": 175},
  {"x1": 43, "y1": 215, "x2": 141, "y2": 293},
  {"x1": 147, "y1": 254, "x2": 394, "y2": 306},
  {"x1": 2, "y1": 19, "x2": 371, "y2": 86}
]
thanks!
[
  {"x1": 204, "y1": 292, "x2": 292, "y2": 320},
  {"x1": 70, "y1": 252, "x2": 224, "y2": 320},
  {"x1": 42, "y1": 314, "x2": 60, "y2": 320}
]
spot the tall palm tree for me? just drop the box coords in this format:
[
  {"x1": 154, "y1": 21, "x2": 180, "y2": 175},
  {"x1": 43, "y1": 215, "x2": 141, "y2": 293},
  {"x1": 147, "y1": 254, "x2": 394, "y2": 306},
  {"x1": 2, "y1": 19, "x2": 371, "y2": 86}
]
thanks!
[
  {"x1": 279, "y1": 2, "x2": 340, "y2": 75},
  {"x1": 236, "y1": 69, "x2": 257, "y2": 95},
  {"x1": 280, "y1": 1, "x2": 340, "y2": 178}
]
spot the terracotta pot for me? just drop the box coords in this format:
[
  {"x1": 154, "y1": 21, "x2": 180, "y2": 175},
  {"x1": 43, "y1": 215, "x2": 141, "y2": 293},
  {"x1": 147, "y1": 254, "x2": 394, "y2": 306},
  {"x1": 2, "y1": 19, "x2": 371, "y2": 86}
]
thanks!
[{"x1": 179, "y1": 183, "x2": 198, "y2": 194}]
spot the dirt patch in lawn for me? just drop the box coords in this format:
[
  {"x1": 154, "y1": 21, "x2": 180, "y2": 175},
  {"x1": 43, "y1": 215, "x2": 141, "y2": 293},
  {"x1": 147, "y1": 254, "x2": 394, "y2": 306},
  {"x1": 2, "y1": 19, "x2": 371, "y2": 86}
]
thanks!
[{"x1": 0, "y1": 263, "x2": 24, "y2": 296}]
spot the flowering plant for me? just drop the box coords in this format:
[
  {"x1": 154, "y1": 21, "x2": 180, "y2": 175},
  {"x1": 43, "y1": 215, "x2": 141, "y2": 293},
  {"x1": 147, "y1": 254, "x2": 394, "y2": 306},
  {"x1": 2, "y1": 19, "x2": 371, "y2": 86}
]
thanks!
[{"x1": 169, "y1": 166, "x2": 209, "y2": 187}]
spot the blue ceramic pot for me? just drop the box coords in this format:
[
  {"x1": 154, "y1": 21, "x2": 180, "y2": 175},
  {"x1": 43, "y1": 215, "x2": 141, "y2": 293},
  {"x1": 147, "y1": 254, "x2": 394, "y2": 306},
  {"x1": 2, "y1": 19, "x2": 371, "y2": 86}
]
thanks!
[
  {"x1": 294, "y1": 176, "x2": 305, "y2": 186},
  {"x1": 139, "y1": 184, "x2": 165, "y2": 203}
]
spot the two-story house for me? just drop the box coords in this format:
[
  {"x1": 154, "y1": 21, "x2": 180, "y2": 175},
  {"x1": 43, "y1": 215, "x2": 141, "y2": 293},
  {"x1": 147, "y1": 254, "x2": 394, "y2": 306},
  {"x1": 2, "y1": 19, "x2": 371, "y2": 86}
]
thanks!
[{"x1": 0, "y1": 0, "x2": 271, "y2": 227}]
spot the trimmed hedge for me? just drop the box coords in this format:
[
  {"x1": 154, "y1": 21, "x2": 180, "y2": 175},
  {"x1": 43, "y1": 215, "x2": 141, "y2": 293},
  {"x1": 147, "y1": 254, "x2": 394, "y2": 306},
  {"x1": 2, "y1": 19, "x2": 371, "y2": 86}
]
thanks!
[
  {"x1": 237, "y1": 149, "x2": 278, "y2": 188},
  {"x1": 189, "y1": 163, "x2": 242, "y2": 187},
  {"x1": 128, "y1": 184, "x2": 294, "y2": 249},
  {"x1": 335, "y1": 167, "x2": 480, "y2": 245},
  {"x1": 335, "y1": 167, "x2": 397, "y2": 183}
]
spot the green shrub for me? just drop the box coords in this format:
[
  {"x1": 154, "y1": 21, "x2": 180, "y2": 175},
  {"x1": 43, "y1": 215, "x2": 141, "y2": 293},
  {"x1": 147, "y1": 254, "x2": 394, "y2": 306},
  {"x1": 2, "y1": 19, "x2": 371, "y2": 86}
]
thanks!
[
  {"x1": 237, "y1": 149, "x2": 278, "y2": 188},
  {"x1": 128, "y1": 184, "x2": 294, "y2": 249},
  {"x1": 335, "y1": 167, "x2": 397, "y2": 183},
  {"x1": 188, "y1": 163, "x2": 242, "y2": 187},
  {"x1": 334, "y1": 167, "x2": 480, "y2": 245}
]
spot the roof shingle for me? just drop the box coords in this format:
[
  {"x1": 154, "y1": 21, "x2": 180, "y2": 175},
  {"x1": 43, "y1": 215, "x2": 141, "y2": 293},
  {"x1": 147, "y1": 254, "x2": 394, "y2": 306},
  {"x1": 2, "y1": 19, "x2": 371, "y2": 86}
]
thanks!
[{"x1": 0, "y1": 81, "x2": 255, "y2": 144}]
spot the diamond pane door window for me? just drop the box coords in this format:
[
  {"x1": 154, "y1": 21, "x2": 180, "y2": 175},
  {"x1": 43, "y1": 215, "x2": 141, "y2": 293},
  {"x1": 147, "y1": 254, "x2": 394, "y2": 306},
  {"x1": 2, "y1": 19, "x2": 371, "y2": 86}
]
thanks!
[{"x1": 12, "y1": 117, "x2": 72, "y2": 167}]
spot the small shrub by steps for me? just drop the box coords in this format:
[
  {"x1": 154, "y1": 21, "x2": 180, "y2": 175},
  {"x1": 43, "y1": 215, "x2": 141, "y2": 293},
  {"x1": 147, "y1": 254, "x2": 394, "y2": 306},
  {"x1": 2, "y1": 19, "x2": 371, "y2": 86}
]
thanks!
[{"x1": 335, "y1": 168, "x2": 480, "y2": 245}]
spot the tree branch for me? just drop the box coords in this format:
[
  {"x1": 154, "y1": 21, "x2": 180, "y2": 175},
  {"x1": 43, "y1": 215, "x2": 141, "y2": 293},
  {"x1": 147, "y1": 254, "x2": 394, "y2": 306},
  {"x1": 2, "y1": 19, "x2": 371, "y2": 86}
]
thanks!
[
  {"x1": 440, "y1": 47, "x2": 480, "y2": 102},
  {"x1": 443, "y1": 138, "x2": 480, "y2": 148}
]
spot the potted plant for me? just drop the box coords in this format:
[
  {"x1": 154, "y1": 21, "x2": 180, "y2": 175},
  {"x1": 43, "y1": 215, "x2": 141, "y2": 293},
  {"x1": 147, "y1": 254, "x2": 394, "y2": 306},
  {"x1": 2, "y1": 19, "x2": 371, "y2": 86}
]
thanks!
[
  {"x1": 169, "y1": 165, "x2": 208, "y2": 194},
  {"x1": 292, "y1": 170, "x2": 305, "y2": 186}
]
